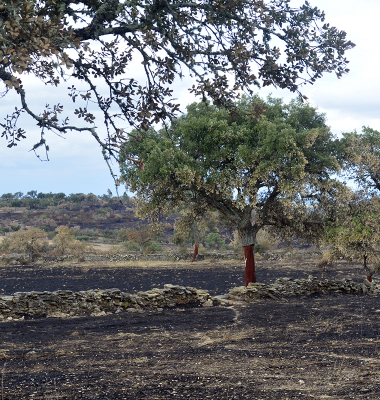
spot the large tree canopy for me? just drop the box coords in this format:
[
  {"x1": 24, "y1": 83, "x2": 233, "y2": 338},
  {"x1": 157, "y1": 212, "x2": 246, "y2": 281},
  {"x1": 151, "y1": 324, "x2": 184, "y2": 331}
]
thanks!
[
  {"x1": 119, "y1": 95, "x2": 342, "y2": 283},
  {"x1": 1, "y1": 0, "x2": 354, "y2": 169}
]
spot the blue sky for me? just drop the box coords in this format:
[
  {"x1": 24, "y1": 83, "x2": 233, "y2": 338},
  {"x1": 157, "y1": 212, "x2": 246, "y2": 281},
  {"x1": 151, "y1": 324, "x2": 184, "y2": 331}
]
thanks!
[{"x1": 1, "y1": 0, "x2": 379, "y2": 196}]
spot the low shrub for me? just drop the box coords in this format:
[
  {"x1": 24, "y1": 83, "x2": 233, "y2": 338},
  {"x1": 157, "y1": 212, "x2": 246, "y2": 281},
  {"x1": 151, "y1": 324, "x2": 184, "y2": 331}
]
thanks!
[
  {"x1": 96, "y1": 209, "x2": 107, "y2": 215},
  {"x1": 143, "y1": 241, "x2": 163, "y2": 254},
  {"x1": 0, "y1": 237, "x2": 11, "y2": 251},
  {"x1": 178, "y1": 244, "x2": 188, "y2": 255},
  {"x1": 76, "y1": 235, "x2": 90, "y2": 241},
  {"x1": 254, "y1": 242, "x2": 270, "y2": 254},
  {"x1": 123, "y1": 241, "x2": 140, "y2": 252}
]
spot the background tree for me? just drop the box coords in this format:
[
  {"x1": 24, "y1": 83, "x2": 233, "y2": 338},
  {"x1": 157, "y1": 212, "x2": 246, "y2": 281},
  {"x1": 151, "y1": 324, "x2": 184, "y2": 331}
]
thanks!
[
  {"x1": 204, "y1": 232, "x2": 227, "y2": 250},
  {"x1": 121, "y1": 225, "x2": 161, "y2": 254},
  {"x1": 173, "y1": 207, "x2": 222, "y2": 260},
  {"x1": 322, "y1": 192, "x2": 380, "y2": 282},
  {"x1": 320, "y1": 127, "x2": 380, "y2": 281},
  {"x1": 7, "y1": 228, "x2": 48, "y2": 261},
  {"x1": 1, "y1": 0, "x2": 354, "y2": 175},
  {"x1": 120, "y1": 95, "x2": 342, "y2": 285},
  {"x1": 341, "y1": 127, "x2": 380, "y2": 193},
  {"x1": 26, "y1": 191, "x2": 38, "y2": 198},
  {"x1": 52, "y1": 225, "x2": 89, "y2": 257}
]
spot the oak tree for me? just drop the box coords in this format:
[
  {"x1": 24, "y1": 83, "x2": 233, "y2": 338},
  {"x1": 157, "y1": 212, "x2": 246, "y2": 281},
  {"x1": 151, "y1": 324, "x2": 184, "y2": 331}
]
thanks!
[
  {"x1": 7, "y1": 227, "x2": 48, "y2": 261},
  {"x1": 321, "y1": 128, "x2": 380, "y2": 281},
  {"x1": 1, "y1": 0, "x2": 354, "y2": 172},
  {"x1": 341, "y1": 127, "x2": 380, "y2": 193},
  {"x1": 323, "y1": 193, "x2": 380, "y2": 282},
  {"x1": 119, "y1": 95, "x2": 342, "y2": 284},
  {"x1": 52, "y1": 225, "x2": 89, "y2": 257}
]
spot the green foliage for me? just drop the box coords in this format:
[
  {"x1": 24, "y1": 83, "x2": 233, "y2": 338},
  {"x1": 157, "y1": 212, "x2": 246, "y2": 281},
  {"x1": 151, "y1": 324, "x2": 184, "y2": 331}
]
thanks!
[
  {"x1": 120, "y1": 95, "x2": 341, "y2": 249},
  {"x1": 322, "y1": 193, "x2": 380, "y2": 277},
  {"x1": 123, "y1": 241, "x2": 140, "y2": 252},
  {"x1": 39, "y1": 226, "x2": 50, "y2": 232},
  {"x1": 96, "y1": 209, "x2": 107, "y2": 215},
  {"x1": 204, "y1": 232, "x2": 226, "y2": 250},
  {"x1": 103, "y1": 228, "x2": 113, "y2": 237},
  {"x1": 1, "y1": 227, "x2": 10, "y2": 234},
  {"x1": 142, "y1": 241, "x2": 163, "y2": 254},
  {"x1": 173, "y1": 208, "x2": 223, "y2": 246},
  {"x1": 0, "y1": 0, "x2": 354, "y2": 171},
  {"x1": 178, "y1": 244, "x2": 188, "y2": 255},
  {"x1": 76, "y1": 235, "x2": 90, "y2": 241},
  {"x1": 0, "y1": 237, "x2": 11, "y2": 251},
  {"x1": 25, "y1": 198, "x2": 40, "y2": 209},
  {"x1": 10, "y1": 225, "x2": 21, "y2": 232},
  {"x1": 341, "y1": 127, "x2": 380, "y2": 193},
  {"x1": 1, "y1": 193, "x2": 14, "y2": 201},
  {"x1": 52, "y1": 226, "x2": 89, "y2": 257},
  {"x1": 6, "y1": 228, "x2": 48, "y2": 261},
  {"x1": 27, "y1": 191, "x2": 38, "y2": 198},
  {"x1": 254, "y1": 243, "x2": 270, "y2": 254},
  {"x1": 68, "y1": 194, "x2": 81, "y2": 203},
  {"x1": 10, "y1": 200, "x2": 22, "y2": 207}
]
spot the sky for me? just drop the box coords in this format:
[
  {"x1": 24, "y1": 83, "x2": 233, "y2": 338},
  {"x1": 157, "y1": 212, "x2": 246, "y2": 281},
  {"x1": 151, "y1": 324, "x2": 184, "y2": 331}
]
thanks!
[{"x1": 1, "y1": 0, "x2": 379, "y2": 196}]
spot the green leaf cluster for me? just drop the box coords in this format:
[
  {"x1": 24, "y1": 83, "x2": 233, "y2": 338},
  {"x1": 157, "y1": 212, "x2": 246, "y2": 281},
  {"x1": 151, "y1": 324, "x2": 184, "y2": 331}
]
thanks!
[{"x1": 120, "y1": 95, "x2": 340, "y2": 247}]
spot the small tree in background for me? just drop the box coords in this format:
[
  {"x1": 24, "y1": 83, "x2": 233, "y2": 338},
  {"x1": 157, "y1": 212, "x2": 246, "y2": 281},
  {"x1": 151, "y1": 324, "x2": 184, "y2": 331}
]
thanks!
[
  {"x1": 328, "y1": 127, "x2": 380, "y2": 281},
  {"x1": 173, "y1": 208, "x2": 223, "y2": 261},
  {"x1": 341, "y1": 127, "x2": 380, "y2": 193},
  {"x1": 204, "y1": 232, "x2": 227, "y2": 250},
  {"x1": 7, "y1": 228, "x2": 48, "y2": 261},
  {"x1": 123, "y1": 225, "x2": 161, "y2": 254},
  {"x1": 322, "y1": 192, "x2": 380, "y2": 281},
  {"x1": 52, "y1": 226, "x2": 89, "y2": 257}
]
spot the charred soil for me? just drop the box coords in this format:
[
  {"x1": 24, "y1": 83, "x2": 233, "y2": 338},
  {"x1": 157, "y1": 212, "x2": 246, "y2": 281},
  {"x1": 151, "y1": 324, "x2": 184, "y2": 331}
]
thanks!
[{"x1": 1, "y1": 255, "x2": 379, "y2": 399}]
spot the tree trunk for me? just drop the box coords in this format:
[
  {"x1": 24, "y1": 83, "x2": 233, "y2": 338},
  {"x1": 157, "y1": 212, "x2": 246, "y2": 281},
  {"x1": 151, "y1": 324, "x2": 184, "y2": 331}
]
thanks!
[
  {"x1": 238, "y1": 223, "x2": 257, "y2": 286},
  {"x1": 192, "y1": 243, "x2": 199, "y2": 262},
  {"x1": 364, "y1": 255, "x2": 372, "y2": 282},
  {"x1": 244, "y1": 245, "x2": 256, "y2": 286}
]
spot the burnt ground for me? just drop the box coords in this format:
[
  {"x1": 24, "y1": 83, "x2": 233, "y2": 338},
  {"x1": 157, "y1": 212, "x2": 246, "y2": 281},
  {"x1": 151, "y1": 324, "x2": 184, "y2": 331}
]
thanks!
[
  {"x1": 1, "y1": 255, "x2": 380, "y2": 399},
  {"x1": 0, "y1": 253, "x2": 369, "y2": 296}
]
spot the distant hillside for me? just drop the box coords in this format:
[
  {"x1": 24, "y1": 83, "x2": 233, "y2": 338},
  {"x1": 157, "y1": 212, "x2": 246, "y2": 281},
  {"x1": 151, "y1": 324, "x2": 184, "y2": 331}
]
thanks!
[{"x1": 0, "y1": 192, "x2": 177, "y2": 244}]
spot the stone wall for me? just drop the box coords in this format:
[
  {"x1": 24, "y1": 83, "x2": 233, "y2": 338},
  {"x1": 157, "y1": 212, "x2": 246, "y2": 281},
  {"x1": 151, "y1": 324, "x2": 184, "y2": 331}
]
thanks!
[
  {"x1": 0, "y1": 284, "x2": 212, "y2": 319},
  {"x1": 1, "y1": 276, "x2": 379, "y2": 320},
  {"x1": 0, "y1": 252, "x2": 239, "y2": 264},
  {"x1": 227, "y1": 276, "x2": 380, "y2": 300}
]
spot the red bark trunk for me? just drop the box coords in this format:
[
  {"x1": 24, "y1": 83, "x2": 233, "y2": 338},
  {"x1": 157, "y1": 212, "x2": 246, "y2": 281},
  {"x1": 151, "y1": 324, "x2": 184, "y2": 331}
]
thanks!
[
  {"x1": 192, "y1": 244, "x2": 199, "y2": 262},
  {"x1": 244, "y1": 245, "x2": 256, "y2": 286},
  {"x1": 367, "y1": 275, "x2": 372, "y2": 282}
]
